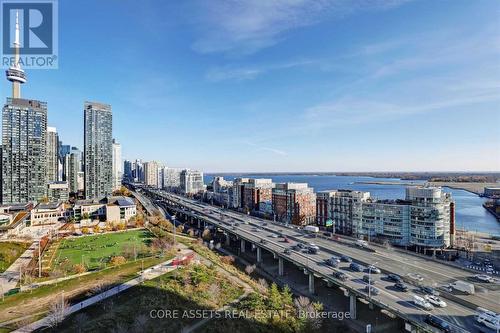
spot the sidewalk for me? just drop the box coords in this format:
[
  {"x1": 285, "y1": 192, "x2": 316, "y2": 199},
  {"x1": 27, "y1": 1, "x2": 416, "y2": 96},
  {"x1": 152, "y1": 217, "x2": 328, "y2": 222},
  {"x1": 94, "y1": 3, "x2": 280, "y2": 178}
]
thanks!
[
  {"x1": 13, "y1": 248, "x2": 193, "y2": 333},
  {"x1": 0, "y1": 242, "x2": 35, "y2": 293}
]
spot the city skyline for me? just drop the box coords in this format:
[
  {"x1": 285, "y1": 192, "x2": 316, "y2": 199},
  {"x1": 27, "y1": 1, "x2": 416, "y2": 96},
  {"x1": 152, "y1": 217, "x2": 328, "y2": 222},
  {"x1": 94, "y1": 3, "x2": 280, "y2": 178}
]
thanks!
[{"x1": 0, "y1": 0, "x2": 498, "y2": 172}]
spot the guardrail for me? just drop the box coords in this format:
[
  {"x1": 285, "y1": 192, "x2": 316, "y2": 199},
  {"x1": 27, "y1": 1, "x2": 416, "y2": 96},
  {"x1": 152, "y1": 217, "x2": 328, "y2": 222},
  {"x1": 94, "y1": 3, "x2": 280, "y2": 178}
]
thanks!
[{"x1": 147, "y1": 190, "x2": 441, "y2": 333}]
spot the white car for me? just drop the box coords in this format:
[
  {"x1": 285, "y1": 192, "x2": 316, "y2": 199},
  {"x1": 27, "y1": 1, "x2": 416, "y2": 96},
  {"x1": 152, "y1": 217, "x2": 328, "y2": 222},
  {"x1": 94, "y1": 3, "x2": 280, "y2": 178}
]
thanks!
[
  {"x1": 425, "y1": 295, "x2": 447, "y2": 308},
  {"x1": 413, "y1": 295, "x2": 434, "y2": 311},
  {"x1": 475, "y1": 274, "x2": 493, "y2": 283}
]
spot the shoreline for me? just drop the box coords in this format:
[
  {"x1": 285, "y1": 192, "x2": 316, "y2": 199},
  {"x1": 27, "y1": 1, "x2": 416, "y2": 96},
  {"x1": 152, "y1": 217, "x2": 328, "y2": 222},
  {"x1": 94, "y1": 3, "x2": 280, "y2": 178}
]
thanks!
[{"x1": 354, "y1": 180, "x2": 498, "y2": 196}]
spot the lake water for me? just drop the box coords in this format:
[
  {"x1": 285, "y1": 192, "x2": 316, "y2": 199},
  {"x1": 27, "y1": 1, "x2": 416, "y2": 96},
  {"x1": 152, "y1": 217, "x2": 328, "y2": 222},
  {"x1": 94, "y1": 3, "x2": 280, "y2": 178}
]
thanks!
[{"x1": 205, "y1": 174, "x2": 500, "y2": 236}]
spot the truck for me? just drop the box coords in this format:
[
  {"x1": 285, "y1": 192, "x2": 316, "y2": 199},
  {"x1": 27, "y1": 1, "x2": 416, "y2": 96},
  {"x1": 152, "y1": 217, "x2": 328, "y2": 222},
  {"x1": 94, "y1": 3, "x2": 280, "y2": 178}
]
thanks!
[
  {"x1": 451, "y1": 280, "x2": 475, "y2": 295},
  {"x1": 304, "y1": 226, "x2": 319, "y2": 233}
]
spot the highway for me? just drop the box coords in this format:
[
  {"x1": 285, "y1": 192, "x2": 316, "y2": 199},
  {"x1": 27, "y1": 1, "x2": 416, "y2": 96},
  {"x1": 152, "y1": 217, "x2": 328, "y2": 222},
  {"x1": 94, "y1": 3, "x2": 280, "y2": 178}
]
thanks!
[{"x1": 138, "y1": 188, "x2": 500, "y2": 333}]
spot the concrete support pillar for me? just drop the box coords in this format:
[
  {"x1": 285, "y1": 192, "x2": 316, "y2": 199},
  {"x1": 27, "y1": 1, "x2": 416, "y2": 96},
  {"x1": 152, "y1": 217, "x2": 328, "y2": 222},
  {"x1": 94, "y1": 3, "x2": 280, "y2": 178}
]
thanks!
[
  {"x1": 225, "y1": 234, "x2": 230, "y2": 246},
  {"x1": 278, "y1": 257, "x2": 284, "y2": 276},
  {"x1": 350, "y1": 294, "x2": 357, "y2": 319},
  {"x1": 197, "y1": 220, "x2": 201, "y2": 229},
  {"x1": 240, "y1": 239, "x2": 245, "y2": 253},
  {"x1": 257, "y1": 247, "x2": 262, "y2": 263},
  {"x1": 308, "y1": 272, "x2": 315, "y2": 294}
]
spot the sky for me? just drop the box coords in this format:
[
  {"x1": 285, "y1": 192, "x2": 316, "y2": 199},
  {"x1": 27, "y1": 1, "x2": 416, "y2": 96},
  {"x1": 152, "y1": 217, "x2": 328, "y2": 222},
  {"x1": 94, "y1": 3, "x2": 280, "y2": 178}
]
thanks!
[{"x1": 2, "y1": 0, "x2": 499, "y2": 172}]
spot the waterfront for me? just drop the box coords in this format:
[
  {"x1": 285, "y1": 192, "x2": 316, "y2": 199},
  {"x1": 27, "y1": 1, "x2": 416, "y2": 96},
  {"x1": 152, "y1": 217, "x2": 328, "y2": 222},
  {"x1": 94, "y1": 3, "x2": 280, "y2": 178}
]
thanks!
[{"x1": 205, "y1": 174, "x2": 500, "y2": 236}]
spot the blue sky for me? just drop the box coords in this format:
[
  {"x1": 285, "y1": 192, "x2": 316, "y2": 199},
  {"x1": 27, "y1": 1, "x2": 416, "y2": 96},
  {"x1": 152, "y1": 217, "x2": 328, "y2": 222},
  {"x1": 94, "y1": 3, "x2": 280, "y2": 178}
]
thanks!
[{"x1": 2, "y1": 0, "x2": 499, "y2": 172}]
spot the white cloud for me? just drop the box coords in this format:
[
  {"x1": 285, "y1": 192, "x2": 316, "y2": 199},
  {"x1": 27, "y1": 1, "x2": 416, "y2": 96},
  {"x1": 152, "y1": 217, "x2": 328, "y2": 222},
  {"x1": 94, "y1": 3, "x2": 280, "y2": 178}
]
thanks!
[
  {"x1": 245, "y1": 141, "x2": 288, "y2": 156},
  {"x1": 191, "y1": 0, "x2": 412, "y2": 55}
]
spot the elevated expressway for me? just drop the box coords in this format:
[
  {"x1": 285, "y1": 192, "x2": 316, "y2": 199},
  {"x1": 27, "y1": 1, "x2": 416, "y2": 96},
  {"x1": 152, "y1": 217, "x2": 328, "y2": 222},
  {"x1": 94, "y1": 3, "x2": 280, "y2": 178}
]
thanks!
[{"x1": 137, "y1": 187, "x2": 499, "y2": 333}]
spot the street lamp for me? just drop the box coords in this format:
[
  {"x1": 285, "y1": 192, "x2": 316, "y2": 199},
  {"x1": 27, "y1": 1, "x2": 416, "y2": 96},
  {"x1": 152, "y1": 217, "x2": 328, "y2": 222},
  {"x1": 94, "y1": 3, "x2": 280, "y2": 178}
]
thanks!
[{"x1": 171, "y1": 215, "x2": 177, "y2": 246}]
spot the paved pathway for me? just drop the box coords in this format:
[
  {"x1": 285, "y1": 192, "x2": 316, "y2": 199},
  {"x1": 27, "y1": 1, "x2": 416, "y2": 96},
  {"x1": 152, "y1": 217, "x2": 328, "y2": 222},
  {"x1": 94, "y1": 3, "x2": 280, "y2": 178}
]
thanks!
[
  {"x1": 0, "y1": 242, "x2": 35, "y2": 294},
  {"x1": 13, "y1": 248, "x2": 193, "y2": 333}
]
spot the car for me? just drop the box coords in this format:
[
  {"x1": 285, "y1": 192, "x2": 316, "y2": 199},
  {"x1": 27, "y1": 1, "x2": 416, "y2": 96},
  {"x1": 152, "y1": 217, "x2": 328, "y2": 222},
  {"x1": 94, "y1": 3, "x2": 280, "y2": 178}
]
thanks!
[
  {"x1": 363, "y1": 275, "x2": 376, "y2": 284},
  {"x1": 283, "y1": 237, "x2": 290, "y2": 243},
  {"x1": 260, "y1": 239, "x2": 267, "y2": 244},
  {"x1": 408, "y1": 273, "x2": 424, "y2": 282},
  {"x1": 330, "y1": 256, "x2": 341, "y2": 263},
  {"x1": 387, "y1": 274, "x2": 402, "y2": 283},
  {"x1": 425, "y1": 295, "x2": 447, "y2": 308},
  {"x1": 270, "y1": 234, "x2": 279, "y2": 238},
  {"x1": 413, "y1": 295, "x2": 434, "y2": 311},
  {"x1": 307, "y1": 244, "x2": 320, "y2": 254},
  {"x1": 350, "y1": 263, "x2": 363, "y2": 272},
  {"x1": 252, "y1": 227, "x2": 259, "y2": 232},
  {"x1": 340, "y1": 255, "x2": 352, "y2": 263},
  {"x1": 333, "y1": 271, "x2": 348, "y2": 281},
  {"x1": 475, "y1": 274, "x2": 493, "y2": 283},
  {"x1": 394, "y1": 282, "x2": 408, "y2": 292},
  {"x1": 284, "y1": 248, "x2": 292, "y2": 254},
  {"x1": 325, "y1": 258, "x2": 339, "y2": 267},
  {"x1": 365, "y1": 285, "x2": 379, "y2": 295},
  {"x1": 296, "y1": 243, "x2": 306, "y2": 249},
  {"x1": 425, "y1": 315, "x2": 451, "y2": 332},
  {"x1": 323, "y1": 232, "x2": 332, "y2": 237},
  {"x1": 366, "y1": 265, "x2": 381, "y2": 274},
  {"x1": 420, "y1": 286, "x2": 440, "y2": 296},
  {"x1": 262, "y1": 223, "x2": 268, "y2": 226}
]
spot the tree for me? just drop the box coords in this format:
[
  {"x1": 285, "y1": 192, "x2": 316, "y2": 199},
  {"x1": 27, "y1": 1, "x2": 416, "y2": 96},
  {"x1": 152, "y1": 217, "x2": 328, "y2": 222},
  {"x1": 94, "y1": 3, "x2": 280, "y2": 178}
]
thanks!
[
  {"x1": 202, "y1": 229, "x2": 212, "y2": 241},
  {"x1": 110, "y1": 256, "x2": 126, "y2": 266},
  {"x1": 245, "y1": 264, "x2": 256, "y2": 275},
  {"x1": 47, "y1": 297, "x2": 70, "y2": 327},
  {"x1": 73, "y1": 264, "x2": 86, "y2": 274},
  {"x1": 268, "y1": 283, "x2": 282, "y2": 310},
  {"x1": 220, "y1": 255, "x2": 235, "y2": 265},
  {"x1": 257, "y1": 278, "x2": 269, "y2": 290},
  {"x1": 151, "y1": 237, "x2": 172, "y2": 256}
]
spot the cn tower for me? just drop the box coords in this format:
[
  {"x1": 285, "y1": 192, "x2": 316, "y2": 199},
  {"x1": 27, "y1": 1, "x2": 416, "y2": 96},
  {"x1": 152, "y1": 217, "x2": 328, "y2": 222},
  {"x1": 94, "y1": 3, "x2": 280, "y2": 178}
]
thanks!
[{"x1": 5, "y1": 11, "x2": 27, "y2": 98}]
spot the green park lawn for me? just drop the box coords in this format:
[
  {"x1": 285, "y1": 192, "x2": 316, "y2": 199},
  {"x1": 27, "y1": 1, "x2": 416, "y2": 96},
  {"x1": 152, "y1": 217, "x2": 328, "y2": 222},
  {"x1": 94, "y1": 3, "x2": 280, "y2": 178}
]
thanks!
[
  {"x1": 54, "y1": 229, "x2": 153, "y2": 270},
  {"x1": 0, "y1": 241, "x2": 30, "y2": 273}
]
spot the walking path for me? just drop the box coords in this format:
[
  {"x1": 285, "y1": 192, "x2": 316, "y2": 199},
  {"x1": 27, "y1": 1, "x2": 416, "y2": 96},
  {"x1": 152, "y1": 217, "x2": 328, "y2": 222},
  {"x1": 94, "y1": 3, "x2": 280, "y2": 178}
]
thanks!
[
  {"x1": 181, "y1": 252, "x2": 255, "y2": 333},
  {"x1": 0, "y1": 242, "x2": 35, "y2": 294},
  {"x1": 13, "y1": 248, "x2": 193, "y2": 333}
]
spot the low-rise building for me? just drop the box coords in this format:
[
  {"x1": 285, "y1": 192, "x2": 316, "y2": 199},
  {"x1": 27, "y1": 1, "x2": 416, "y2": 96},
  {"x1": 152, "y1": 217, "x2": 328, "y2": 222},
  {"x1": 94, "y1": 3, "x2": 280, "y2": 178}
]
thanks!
[
  {"x1": 105, "y1": 196, "x2": 137, "y2": 223},
  {"x1": 484, "y1": 187, "x2": 500, "y2": 198},
  {"x1": 0, "y1": 204, "x2": 32, "y2": 236},
  {"x1": 31, "y1": 202, "x2": 67, "y2": 225},
  {"x1": 73, "y1": 196, "x2": 136, "y2": 223}
]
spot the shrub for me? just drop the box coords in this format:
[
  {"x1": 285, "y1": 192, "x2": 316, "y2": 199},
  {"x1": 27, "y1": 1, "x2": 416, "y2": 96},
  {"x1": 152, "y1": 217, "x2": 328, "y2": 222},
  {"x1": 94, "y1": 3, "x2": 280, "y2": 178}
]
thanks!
[{"x1": 109, "y1": 256, "x2": 126, "y2": 266}]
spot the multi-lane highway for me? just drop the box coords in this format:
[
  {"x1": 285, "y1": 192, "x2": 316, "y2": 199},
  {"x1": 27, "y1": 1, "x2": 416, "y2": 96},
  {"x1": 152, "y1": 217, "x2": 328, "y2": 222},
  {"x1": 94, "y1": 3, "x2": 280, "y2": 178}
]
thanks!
[{"x1": 138, "y1": 187, "x2": 500, "y2": 333}]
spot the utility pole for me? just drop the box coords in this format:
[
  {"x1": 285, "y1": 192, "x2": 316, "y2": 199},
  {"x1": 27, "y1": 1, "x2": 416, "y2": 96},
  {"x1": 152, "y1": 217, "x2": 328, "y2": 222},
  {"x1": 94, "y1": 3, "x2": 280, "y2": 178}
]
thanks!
[{"x1": 38, "y1": 240, "x2": 41, "y2": 278}]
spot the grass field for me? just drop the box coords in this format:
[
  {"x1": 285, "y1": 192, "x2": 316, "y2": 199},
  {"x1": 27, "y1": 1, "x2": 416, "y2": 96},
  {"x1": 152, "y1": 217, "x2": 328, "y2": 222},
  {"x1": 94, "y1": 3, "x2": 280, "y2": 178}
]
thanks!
[
  {"x1": 0, "y1": 255, "x2": 172, "y2": 327},
  {"x1": 54, "y1": 229, "x2": 153, "y2": 270},
  {"x1": 0, "y1": 241, "x2": 30, "y2": 273},
  {"x1": 51, "y1": 264, "x2": 244, "y2": 333}
]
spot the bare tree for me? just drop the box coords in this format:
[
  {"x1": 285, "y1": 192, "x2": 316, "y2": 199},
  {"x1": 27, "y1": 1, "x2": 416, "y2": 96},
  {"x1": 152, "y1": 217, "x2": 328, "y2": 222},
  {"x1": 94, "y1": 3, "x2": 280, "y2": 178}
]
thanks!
[
  {"x1": 47, "y1": 297, "x2": 70, "y2": 327},
  {"x1": 245, "y1": 264, "x2": 256, "y2": 275},
  {"x1": 207, "y1": 283, "x2": 221, "y2": 299},
  {"x1": 258, "y1": 278, "x2": 269, "y2": 290}
]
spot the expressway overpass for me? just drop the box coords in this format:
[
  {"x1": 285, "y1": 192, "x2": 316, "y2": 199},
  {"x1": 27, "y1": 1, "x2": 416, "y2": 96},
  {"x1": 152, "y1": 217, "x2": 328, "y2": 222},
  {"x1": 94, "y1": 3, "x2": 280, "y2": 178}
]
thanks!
[{"x1": 135, "y1": 187, "x2": 499, "y2": 333}]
